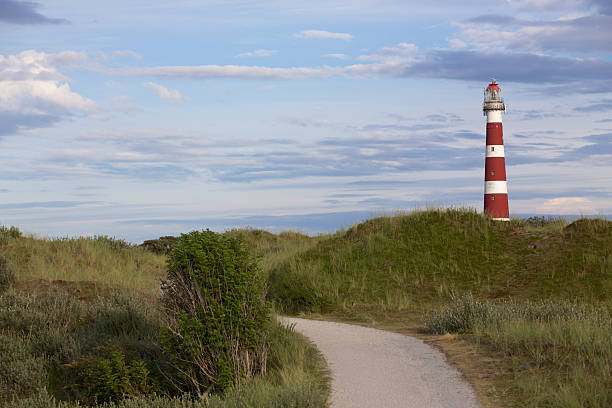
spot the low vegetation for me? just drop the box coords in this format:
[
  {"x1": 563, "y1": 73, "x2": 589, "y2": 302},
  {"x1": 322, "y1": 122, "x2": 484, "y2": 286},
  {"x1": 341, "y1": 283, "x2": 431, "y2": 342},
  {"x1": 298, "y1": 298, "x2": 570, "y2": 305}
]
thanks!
[
  {"x1": 2, "y1": 208, "x2": 610, "y2": 407},
  {"x1": 267, "y1": 208, "x2": 611, "y2": 315},
  {"x1": 424, "y1": 295, "x2": 611, "y2": 407},
  {"x1": 0, "y1": 228, "x2": 328, "y2": 408}
]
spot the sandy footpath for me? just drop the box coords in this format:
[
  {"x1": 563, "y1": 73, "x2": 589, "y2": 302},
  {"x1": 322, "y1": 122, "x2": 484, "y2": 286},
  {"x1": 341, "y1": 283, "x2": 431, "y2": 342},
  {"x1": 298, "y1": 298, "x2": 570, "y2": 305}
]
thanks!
[{"x1": 281, "y1": 317, "x2": 482, "y2": 408}]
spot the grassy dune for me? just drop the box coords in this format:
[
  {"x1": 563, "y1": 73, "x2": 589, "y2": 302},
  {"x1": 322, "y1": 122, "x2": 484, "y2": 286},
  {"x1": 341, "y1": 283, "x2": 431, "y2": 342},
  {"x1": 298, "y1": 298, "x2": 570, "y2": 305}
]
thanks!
[
  {"x1": 0, "y1": 231, "x2": 328, "y2": 407},
  {"x1": 2, "y1": 235, "x2": 166, "y2": 295},
  {"x1": 267, "y1": 208, "x2": 611, "y2": 315},
  {"x1": 263, "y1": 208, "x2": 611, "y2": 408}
]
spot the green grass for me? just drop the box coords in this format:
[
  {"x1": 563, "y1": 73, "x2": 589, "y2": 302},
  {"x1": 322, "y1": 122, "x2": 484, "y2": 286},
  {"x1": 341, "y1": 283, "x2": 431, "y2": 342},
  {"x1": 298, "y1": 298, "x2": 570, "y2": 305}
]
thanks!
[
  {"x1": 0, "y1": 229, "x2": 329, "y2": 407},
  {"x1": 0, "y1": 284, "x2": 328, "y2": 408},
  {"x1": 2, "y1": 235, "x2": 166, "y2": 295},
  {"x1": 425, "y1": 295, "x2": 612, "y2": 407},
  {"x1": 266, "y1": 208, "x2": 611, "y2": 315}
]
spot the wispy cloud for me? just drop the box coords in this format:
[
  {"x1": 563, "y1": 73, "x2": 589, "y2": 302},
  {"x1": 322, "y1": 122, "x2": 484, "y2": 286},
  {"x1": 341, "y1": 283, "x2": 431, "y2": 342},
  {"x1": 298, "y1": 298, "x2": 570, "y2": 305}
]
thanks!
[
  {"x1": 359, "y1": 42, "x2": 418, "y2": 64},
  {"x1": 142, "y1": 82, "x2": 188, "y2": 103},
  {"x1": 0, "y1": 0, "x2": 69, "y2": 25},
  {"x1": 293, "y1": 29, "x2": 353, "y2": 41},
  {"x1": 322, "y1": 53, "x2": 349, "y2": 60},
  {"x1": 112, "y1": 50, "x2": 141, "y2": 59},
  {"x1": 536, "y1": 197, "x2": 597, "y2": 214},
  {"x1": 235, "y1": 49, "x2": 277, "y2": 58}
]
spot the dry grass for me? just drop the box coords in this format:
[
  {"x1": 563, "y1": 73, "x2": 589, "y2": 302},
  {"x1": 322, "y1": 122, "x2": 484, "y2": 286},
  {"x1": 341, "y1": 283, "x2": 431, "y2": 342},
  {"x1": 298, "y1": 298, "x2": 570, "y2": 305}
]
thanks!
[{"x1": 2, "y1": 235, "x2": 166, "y2": 294}]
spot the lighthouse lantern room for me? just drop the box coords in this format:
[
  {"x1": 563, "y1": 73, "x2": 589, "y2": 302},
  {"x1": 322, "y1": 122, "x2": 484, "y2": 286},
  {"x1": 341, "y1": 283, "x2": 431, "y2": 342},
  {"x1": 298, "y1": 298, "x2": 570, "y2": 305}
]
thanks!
[{"x1": 482, "y1": 79, "x2": 510, "y2": 221}]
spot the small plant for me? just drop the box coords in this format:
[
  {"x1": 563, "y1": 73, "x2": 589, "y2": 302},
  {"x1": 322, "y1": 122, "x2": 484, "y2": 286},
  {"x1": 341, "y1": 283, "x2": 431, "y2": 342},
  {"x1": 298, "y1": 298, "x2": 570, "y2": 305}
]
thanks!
[
  {"x1": 63, "y1": 345, "x2": 154, "y2": 404},
  {"x1": 161, "y1": 230, "x2": 270, "y2": 395},
  {"x1": 0, "y1": 253, "x2": 16, "y2": 293},
  {"x1": 141, "y1": 236, "x2": 178, "y2": 255}
]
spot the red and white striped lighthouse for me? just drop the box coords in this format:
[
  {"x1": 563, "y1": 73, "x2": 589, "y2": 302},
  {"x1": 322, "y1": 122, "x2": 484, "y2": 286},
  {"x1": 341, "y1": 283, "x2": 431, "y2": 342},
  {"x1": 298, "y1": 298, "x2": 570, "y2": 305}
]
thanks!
[{"x1": 483, "y1": 79, "x2": 510, "y2": 220}]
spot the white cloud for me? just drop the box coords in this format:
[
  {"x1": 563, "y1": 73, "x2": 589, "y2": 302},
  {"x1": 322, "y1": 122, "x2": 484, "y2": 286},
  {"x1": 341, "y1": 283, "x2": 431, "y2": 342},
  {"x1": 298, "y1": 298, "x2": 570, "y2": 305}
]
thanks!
[
  {"x1": 448, "y1": 39, "x2": 467, "y2": 49},
  {"x1": 536, "y1": 197, "x2": 597, "y2": 214},
  {"x1": 0, "y1": 50, "x2": 97, "y2": 118},
  {"x1": 322, "y1": 53, "x2": 349, "y2": 59},
  {"x1": 112, "y1": 50, "x2": 142, "y2": 59},
  {"x1": 294, "y1": 29, "x2": 353, "y2": 41},
  {"x1": 236, "y1": 49, "x2": 277, "y2": 58},
  {"x1": 115, "y1": 63, "x2": 400, "y2": 80},
  {"x1": 142, "y1": 82, "x2": 188, "y2": 103},
  {"x1": 358, "y1": 42, "x2": 419, "y2": 64}
]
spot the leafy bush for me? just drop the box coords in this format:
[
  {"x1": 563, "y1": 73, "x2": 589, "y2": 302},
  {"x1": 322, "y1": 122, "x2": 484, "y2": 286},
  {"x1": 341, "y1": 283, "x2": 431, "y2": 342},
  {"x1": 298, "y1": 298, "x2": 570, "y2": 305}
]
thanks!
[
  {"x1": 0, "y1": 252, "x2": 16, "y2": 293},
  {"x1": 0, "y1": 225, "x2": 22, "y2": 245},
  {"x1": 161, "y1": 230, "x2": 270, "y2": 395},
  {"x1": 63, "y1": 345, "x2": 154, "y2": 404},
  {"x1": 141, "y1": 236, "x2": 178, "y2": 255}
]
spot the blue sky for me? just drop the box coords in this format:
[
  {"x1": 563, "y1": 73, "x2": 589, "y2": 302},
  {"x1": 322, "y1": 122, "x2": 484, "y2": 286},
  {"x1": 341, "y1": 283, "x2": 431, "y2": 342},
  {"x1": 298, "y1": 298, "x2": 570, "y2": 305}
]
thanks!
[{"x1": 1, "y1": 0, "x2": 611, "y2": 242}]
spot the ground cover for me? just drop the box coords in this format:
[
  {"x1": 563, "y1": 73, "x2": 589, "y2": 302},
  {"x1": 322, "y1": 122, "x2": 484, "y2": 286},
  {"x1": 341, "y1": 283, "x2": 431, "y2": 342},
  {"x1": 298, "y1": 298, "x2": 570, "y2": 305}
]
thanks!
[
  {"x1": 0, "y1": 229, "x2": 328, "y2": 408},
  {"x1": 262, "y1": 208, "x2": 611, "y2": 408}
]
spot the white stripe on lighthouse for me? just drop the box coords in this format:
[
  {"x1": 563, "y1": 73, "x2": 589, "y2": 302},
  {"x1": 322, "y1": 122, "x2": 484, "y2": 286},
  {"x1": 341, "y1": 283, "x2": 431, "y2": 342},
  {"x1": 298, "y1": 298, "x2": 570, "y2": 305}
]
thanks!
[
  {"x1": 485, "y1": 181, "x2": 508, "y2": 194},
  {"x1": 485, "y1": 145, "x2": 505, "y2": 157},
  {"x1": 486, "y1": 111, "x2": 503, "y2": 123}
]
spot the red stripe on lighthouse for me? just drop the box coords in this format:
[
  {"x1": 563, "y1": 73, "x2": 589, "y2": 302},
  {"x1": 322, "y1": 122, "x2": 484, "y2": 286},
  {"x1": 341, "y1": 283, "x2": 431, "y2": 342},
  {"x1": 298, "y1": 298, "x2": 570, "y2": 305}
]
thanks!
[
  {"x1": 483, "y1": 80, "x2": 510, "y2": 221},
  {"x1": 484, "y1": 157, "x2": 507, "y2": 181},
  {"x1": 486, "y1": 123, "x2": 504, "y2": 145}
]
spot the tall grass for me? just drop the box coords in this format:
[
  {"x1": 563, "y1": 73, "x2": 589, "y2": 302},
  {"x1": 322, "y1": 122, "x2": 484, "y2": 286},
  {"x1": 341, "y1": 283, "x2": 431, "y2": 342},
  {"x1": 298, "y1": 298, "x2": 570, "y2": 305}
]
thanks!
[
  {"x1": 424, "y1": 295, "x2": 612, "y2": 407},
  {"x1": 0, "y1": 285, "x2": 328, "y2": 408},
  {"x1": 1, "y1": 235, "x2": 166, "y2": 294},
  {"x1": 267, "y1": 208, "x2": 611, "y2": 314}
]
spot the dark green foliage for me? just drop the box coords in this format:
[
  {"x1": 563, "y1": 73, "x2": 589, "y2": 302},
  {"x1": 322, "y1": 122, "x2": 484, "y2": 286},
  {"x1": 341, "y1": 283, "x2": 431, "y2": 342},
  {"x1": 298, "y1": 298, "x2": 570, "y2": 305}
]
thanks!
[
  {"x1": 0, "y1": 252, "x2": 16, "y2": 293},
  {"x1": 91, "y1": 236, "x2": 133, "y2": 251},
  {"x1": 268, "y1": 209, "x2": 612, "y2": 315},
  {"x1": 0, "y1": 225, "x2": 22, "y2": 245},
  {"x1": 63, "y1": 345, "x2": 154, "y2": 404},
  {"x1": 141, "y1": 236, "x2": 178, "y2": 255},
  {"x1": 267, "y1": 264, "x2": 331, "y2": 314},
  {"x1": 161, "y1": 230, "x2": 270, "y2": 395},
  {"x1": 0, "y1": 287, "x2": 169, "y2": 405}
]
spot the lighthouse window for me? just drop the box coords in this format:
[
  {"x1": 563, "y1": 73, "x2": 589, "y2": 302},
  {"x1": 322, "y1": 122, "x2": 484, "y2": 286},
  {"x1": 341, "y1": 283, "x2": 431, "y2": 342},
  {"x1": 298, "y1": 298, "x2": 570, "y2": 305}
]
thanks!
[
  {"x1": 491, "y1": 171, "x2": 495, "y2": 175},
  {"x1": 491, "y1": 147, "x2": 495, "y2": 151},
  {"x1": 491, "y1": 196, "x2": 495, "y2": 200}
]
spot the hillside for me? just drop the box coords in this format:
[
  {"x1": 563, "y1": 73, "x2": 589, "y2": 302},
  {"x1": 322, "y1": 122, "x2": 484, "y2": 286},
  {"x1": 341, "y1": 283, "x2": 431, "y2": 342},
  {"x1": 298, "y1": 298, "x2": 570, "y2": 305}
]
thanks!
[{"x1": 267, "y1": 208, "x2": 612, "y2": 315}]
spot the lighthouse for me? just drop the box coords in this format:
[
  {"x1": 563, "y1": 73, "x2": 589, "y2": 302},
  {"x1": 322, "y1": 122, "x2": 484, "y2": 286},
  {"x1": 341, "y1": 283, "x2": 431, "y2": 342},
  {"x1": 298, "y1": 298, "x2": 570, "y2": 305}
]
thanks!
[{"x1": 483, "y1": 79, "x2": 510, "y2": 221}]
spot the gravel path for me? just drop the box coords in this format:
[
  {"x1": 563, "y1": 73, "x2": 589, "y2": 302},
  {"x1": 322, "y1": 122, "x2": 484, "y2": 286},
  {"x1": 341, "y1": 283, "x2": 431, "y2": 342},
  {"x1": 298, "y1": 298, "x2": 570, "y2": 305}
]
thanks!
[{"x1": 281, "y1": 317, "x2": 482, "y2": 408}]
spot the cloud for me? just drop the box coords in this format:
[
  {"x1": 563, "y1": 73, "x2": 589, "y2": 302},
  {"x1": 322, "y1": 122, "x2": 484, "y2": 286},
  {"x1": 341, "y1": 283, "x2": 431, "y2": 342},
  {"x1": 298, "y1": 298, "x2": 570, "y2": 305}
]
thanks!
[
  {"x1": 536, "y1": 197, "x2": 597, "y2": 214},
  {"x1": 0, "y1": 0, "x2": 69, "y2": 25},
  {"x1": 404, "y1": 50, "x2": 612, "y2": 86},
  {"x1": 455, "y1": 12, "x2": 612, "y2": 54},
  {"x1": 112, "y1": 50, "x2": 142, "y2": 59},
  {"x1": 0, "y1": 201, "x2": 98, "y2": 210},
  {"x1": 235, "y1": 49, "x2": 277, "y2": 58},
  {"x1": 293, "y1": 29, "x2": 353, "y2": 41},
  {"x1": 0, "y1": 110, "x2": 58, "y2": 136},
  {"x1": 142, "y1": 82, "x2": 188, "y2": 103},
  {"x1": 359, "y1": 42, "x2": 419, "y2": 64},
  {"x1": 322, "y1": 53, "x2": 349, "y2": 60},
  {"x1": 0, "y1": 50, "x2": 97, "y2": 136},
  {"x1": 573, "y1": 99, "x2": 612, "y2": 112}
]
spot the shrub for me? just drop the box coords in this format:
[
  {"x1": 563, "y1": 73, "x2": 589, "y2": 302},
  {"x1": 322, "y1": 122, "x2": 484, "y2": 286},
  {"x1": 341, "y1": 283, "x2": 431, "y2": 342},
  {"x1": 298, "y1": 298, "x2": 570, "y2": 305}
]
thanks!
[
  {"x1": 141, "y1": 236, "x2": 178, "y2": 255},
  {"x1": 63, "y1": 345, "x2": 154, "y2": 404},
  {"x1": 0, "y1": 226, "x2": 22, "y2": 245},
  {"x1": 161, "y1": 230, "x2": 270, "y2": 396},
  {"x1": 0, "y1": 253, "x2": 16, "y2": 293}
]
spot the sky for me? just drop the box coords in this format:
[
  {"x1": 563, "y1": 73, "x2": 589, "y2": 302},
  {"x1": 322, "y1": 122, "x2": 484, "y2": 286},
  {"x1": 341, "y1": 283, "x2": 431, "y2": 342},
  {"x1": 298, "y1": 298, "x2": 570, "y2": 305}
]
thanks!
[{"x1": 1, "y1": 0, "x2": 611, "y2": 242}]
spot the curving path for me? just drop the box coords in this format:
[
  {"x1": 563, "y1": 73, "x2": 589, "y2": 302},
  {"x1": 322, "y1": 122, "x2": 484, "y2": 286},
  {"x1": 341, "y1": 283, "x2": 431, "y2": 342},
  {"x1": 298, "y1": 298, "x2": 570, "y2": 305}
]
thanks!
[{"x1": 281, "y1": 317, "x2": 482, "y2": 408}]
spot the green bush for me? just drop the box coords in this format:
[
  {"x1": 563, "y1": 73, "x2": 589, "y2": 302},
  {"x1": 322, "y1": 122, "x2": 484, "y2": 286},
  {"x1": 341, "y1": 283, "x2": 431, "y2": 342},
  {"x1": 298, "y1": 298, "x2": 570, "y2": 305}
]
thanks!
[
  {"x1": 0, "y1": 226, "x2": 22, "y2": 245},
  {"x1": 140, "y1": 236, "x2": 178, "y2": 255},
  {"x1": 161, "y1": 230, "x2": 270, "y2": 395},
  {"x1": 0, "y1": 252, "x2": 16, "y2": 293},
  {"x1": 63, "y1": 345, "x2": 154, "y2": 404}
]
